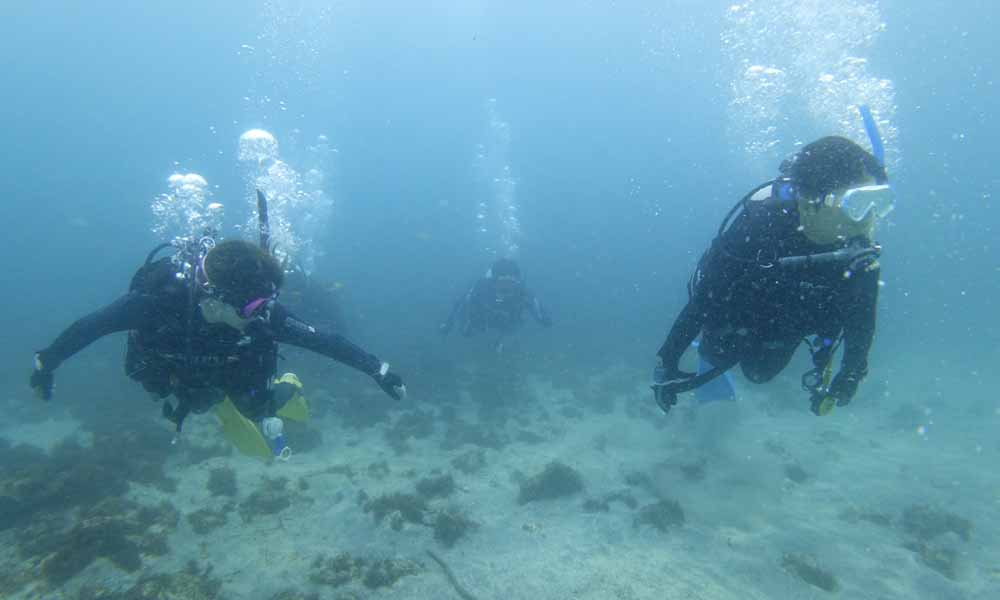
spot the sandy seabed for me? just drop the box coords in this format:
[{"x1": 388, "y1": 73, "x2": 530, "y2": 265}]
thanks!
[{"x1": 2, "y1": 362, "x2": 998, "y2": 600}]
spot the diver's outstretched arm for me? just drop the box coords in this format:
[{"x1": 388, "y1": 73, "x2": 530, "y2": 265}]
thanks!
[
  {"x1": 655, "y1": 300, "x2": 705, "y2": 379},
  {"x1": 31, "y1": 292, "x2": 153, "y2": 399},
  {"x1": 439, "y1": 287, "x2": 473, "y2": 336},
  {"x1": 829, "y1": 265, "x2": 879, "y2": 405},
  {"x1": 271, "y1": 303, "x2": 406, "y2": 400}
]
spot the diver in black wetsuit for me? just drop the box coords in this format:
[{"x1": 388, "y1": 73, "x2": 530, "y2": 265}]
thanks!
[
  {"x1": 652, "y1": 135, "x2": 894, "y2": 416},
  {"x1": 29, "y1": 238, "x2": 406, "y2": 457},
  {"x1": 439, "y1": 258, "x2": 551, "y2": 351}
]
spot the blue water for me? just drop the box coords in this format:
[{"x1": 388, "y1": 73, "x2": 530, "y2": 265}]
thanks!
[
  {"x1": 4, "y1": 2, "x2": 994, "y2": 375},
  {"x1": 1, "y1": 1, "x2": 998, "y2": 597}
]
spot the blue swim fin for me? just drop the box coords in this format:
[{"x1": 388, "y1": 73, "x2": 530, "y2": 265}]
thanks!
[{"x1": 695, "y1": 350, "x2": 736, "y2": 404}]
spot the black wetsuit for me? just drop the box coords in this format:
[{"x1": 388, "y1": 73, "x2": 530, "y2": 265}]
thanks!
[
  {"x1": 442, "y1": 277, "x2": 551, "y2": 337},
  {"x1": 656, "y1": 194, "x2": 878, "y2": 402},
  {"x1": 36, "y1": 280, "x2": 383, "y2": 425}
]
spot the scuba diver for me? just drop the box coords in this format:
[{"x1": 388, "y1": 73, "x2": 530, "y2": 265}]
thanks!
[
  {"x1": 439, "y1": 258, "x2": 552, "y2": 352},
  {"x1": 652, "y1": 108, "x2": 893, "y2": 417},
  {"x1": 29, "y1": 192, "x2": 406, "y2": 460}
]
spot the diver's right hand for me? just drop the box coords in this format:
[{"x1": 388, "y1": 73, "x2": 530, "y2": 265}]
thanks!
[
  {"x1": 650, "y1": 381, "x2": 677, "y2": 414},
  {"x1": 653, "y1": 364, "x2": 669, "y2": 387},
  {"x1": 30, "y1": 366, "x2": 54, "y2": 401},
  {"x1": 650, "y1": 359, "x2": 695, "y2": 415},
  {"x1": 650, "y1": 366, "x2": 678, "y2": 415},
  {"x1": 809, "y1": 393, "x2": 836, "y2": 417},
  {"x1": 373, "y1": 362, "x2": 407, "y2": 401}
]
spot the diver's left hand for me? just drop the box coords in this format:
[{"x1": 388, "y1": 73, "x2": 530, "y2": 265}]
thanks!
[
  {"x1": 374, "y1": 362, "x2": 407, "y2": 400},
  {"x1": 829, "y1": 369, "x2": 864, "y2": 407},
  {"x1": 809, "y1": 393, "x2": 836, "y2": 416}
]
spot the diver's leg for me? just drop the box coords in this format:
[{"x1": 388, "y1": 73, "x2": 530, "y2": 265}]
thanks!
[
  {"x1": 698, "y1": 327, "x2": 743, "y2": 370},
  {"x1": 740, "y1": 339, "x2": 800, "y2": 383}
]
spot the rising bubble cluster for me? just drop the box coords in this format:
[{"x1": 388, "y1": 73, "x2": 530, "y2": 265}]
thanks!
[
  {"x1": 475, "y1": 99, "x2": 522, "y2": 259},
  {"x1": 722, "y1": 0, "x2": 898, "y2": 168},
  {"x1": 238, "y1": 128, "x2": 280, "y2": 164},
  {"x1": 151, "y1": 172, "x2": 223, "y2": 240},
  {"x1": 239, "y1": 129, "x2": 332, "y2": 272}
]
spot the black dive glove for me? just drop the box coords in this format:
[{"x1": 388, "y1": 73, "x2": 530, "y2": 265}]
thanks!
[
  {"x1": 373, "y1": 362, "x2": 407, "y2": 400},
  {"x1": 829, "y1": 369, "x2": 865, "y2": 407},
  {"x1": 809, "y1": 369, "x2": 865, "y2": 416},
  {"x1": 650, "y1": 357, "x2": 695, "y2": 415},
  {"x1": 30, "y1": 354, "x2": 54, "y2": 401}
]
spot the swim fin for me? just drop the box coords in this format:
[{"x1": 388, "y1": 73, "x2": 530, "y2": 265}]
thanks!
[
  {"x1": 695, "y1": 353, "x2": 736, "y2": 404},
  {"x1": 214, "y1": 397, "x2": 273, "y2": 460}
]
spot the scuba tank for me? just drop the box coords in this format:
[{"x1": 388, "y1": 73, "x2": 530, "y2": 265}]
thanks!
[{"x1": 133, "y1": 188, "x2": 275, "y2": 438}]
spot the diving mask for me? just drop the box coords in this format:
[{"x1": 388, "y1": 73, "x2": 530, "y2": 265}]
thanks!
[{"x1": 836, "y1": 184, "x2": 894, "y2": 222}]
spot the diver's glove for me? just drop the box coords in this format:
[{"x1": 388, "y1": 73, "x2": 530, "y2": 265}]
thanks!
[
  {"x1": 809, "y1": 392, "x2": 836, "y2": 416},
  {"x1": 829, "y1": 369, "x2": 865, "y2": 407},
  {"x1": 809, "y1": 369, "x2": 865, "y2": 416},
  {"x1": 650, "y1": 357, "x2": 694, "y2": 415},
  {"x1": 651, "y1": 365, "x2": 676, "y2": 414},
  {"x1": 373, "y1": 362, "x2": 407, "y2": 400},
  {"x1": 30, "y1": 354, "x2": 54, "y2": 401}
]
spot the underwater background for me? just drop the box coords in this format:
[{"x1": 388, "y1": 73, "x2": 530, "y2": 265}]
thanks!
[{"x1": 1, "y1": 1, "x2": 998, "y2": 598}]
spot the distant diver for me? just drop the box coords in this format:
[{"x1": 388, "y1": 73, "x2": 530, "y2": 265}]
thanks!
[
  {"x1": 30, "y1": 193, "x2": 405, "y2": 460},
  {"x1": 439, "y1": 258, "x2": 552, "y2": 352},
  {"x1": 653, "y1": 114, "x2": 892, "y2": 417}
]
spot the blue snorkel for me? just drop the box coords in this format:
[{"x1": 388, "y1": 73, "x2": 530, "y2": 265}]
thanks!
[
  {"x1": 858, "y1": 104, "x2": 885, "y2": 169},
  {"x1": 858, "y1": 104, "x2": 894, "y2": 215}
]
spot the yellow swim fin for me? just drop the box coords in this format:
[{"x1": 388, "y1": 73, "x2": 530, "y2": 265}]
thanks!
[
  {"x1": 274, "y1": 372, "x2": 309, "y2": 422},
  {"x1": 214, "y1": 397, "x2": 273, "y2": 460}
]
